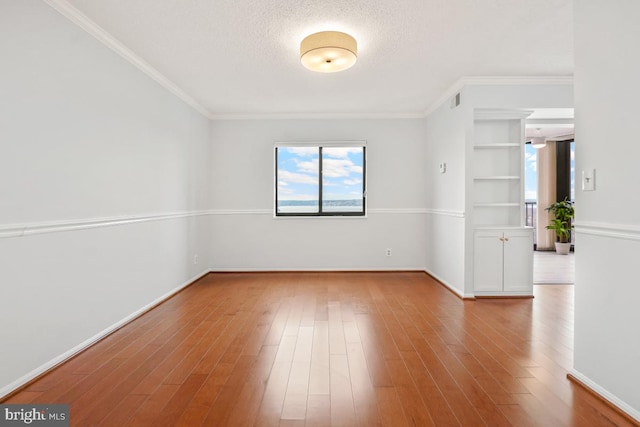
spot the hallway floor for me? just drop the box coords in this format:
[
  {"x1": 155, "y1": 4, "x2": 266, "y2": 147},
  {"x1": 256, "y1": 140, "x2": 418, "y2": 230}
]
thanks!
[{"x1": 534, "y1": 250, "x2": 575, "y2": 284}]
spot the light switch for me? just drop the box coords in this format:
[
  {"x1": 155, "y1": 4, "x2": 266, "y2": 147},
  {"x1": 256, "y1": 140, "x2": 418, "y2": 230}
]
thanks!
[
  {"x1": 582, "y1": 169, "x2": 595, "y2": 191},
  {"x1": 439, "y1": 162, "x2": 446, "y2": 173}
]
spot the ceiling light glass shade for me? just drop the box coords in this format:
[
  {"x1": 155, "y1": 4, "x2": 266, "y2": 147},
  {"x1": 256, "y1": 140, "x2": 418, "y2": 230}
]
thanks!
[
  {"x1": 300, "y1": 31, "x2": 357, "y2": 73},
  {"x1": 531, "y1": 136, "x2": 547, "y2": 149}
]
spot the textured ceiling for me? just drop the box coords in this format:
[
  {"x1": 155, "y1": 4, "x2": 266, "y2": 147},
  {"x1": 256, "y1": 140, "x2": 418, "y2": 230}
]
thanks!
[{"x1": 64, "y1": 0, "x2": 573, "y2": 117}]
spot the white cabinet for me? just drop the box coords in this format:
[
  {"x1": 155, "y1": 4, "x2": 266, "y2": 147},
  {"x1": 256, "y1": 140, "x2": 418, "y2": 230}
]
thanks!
[{"x1": 474, "y1": 228, "x2": 533, "y2": 297}]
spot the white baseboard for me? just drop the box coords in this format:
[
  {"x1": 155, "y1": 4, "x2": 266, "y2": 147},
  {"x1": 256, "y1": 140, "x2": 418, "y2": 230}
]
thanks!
[
  {"x1": 209, "y1": 267, "x2": 426, "y2": 272},
  {"x1": 569, "y1": 369, "x2": 640, "y2": 423},
  {"x1": 424, "y1": 268, "x2": 473, "y2": 299},
  {"x1": 0, "y1": 269, "x2": 210, "y2": 400}
]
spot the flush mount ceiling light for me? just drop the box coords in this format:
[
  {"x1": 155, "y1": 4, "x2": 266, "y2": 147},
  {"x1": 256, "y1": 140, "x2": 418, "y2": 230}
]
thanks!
[
  {"x1": 531, "y1": 136, "x2": 547, "y2": 148},
  {"x1": 531, "y1": 128, "x2": 547, "y2": 149},
  {"x1": 300, "y1": 31, "x2": 357, "y2": 73}
]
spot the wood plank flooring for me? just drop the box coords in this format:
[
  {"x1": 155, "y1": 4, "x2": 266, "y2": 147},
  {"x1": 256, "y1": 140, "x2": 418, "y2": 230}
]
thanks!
[{"x1": 4, "y1": 272, "x2": 635, "y2": 426}]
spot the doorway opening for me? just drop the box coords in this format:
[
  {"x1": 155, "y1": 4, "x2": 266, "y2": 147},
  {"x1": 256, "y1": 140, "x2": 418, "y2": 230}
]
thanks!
[{"x1": 525, "y1": 110, "x2": 575, "y2": 284}]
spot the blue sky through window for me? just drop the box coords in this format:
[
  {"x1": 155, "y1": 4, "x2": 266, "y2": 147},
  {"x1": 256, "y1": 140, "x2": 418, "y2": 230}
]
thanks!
[
  {"x1": 525, "y1": 144, "x2": 537, "y2": 202},
  {"x1": 525, "y1": 142, "x2": 575, "y2": 202},
  {"x1": 276, "y1": 146, "x2": 364, "y2": 214},
  {"x1": 570, "y1": 142, "x2": 575, "y2": 200}
]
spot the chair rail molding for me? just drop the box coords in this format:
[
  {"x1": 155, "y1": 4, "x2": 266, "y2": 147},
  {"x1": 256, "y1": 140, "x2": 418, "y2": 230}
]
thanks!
[
  {"x1": 0, "y1": 210, "x2": 215, "y2": 240},
  {"x1": 574, "y1": 221, "x2": 640, "y2": 242}
]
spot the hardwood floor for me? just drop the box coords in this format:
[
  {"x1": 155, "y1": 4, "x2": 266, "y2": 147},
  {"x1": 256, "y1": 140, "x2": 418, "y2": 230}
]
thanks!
[{"x1": 4, "y1": 272, "x2": 635, "y2": 426}]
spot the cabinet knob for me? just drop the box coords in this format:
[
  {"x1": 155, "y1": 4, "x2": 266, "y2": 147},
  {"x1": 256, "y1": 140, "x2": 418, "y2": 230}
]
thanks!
[
  {"x1": 504, "y1": 237, "x2": 509, "y2": 242},
  {"x1": 499, "y1": 237, "x2": 504, "y2": 241}
]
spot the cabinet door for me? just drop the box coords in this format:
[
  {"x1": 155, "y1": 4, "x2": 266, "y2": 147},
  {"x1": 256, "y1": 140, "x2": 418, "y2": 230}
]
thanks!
[
  {"x1": 503, "y1": 230, "x2": 533, "y2": 292},
  {"x1": 473, "y1": 231, "x2": 504, "y2": 291}
]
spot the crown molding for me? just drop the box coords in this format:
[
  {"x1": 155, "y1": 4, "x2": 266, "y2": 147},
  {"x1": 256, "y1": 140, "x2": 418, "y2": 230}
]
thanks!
[
  {"x1": 423, "y1": 77, "x2": 468, "y2": 117},
  {"x1": 43, "y1": 0, "x2": 212, "y2": 119},
  {"x1": 37, "y1": 3, "x2": 576, "y2": 122},
  {"x1": 424, "y1": 75, "x2": 574, "y2": 117},
  {"x1": 209, "y1": 112, "x2": 425, "y2": 121},
  {"x1": 525, "y1": 118, "x2": 575, "y2": 126},
  {"x1": 474, "y1": 109, "x2": 534, "y2": 120},
  {"x1": 462, "y1": 76, "x2": 574, "y2": 86}
]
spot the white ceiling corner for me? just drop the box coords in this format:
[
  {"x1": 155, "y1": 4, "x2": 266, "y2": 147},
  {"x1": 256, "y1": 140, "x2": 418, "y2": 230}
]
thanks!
[{"x1": 51, "y1": 0, "x2": 573, "y2": 118}]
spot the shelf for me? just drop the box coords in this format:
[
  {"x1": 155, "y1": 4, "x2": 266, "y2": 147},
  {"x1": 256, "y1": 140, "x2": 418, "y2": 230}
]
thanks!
[
  {"x1": 473, "y1": 114, "x2": 526, "y2": 229},
  {"x1": 473, "y1": 143, "x2": 521, "y2": 148},
  {"x1": 474, "y1": 203, "x2": 520, "y2": 207},
  {"x1": 474, "y1": 176, "x2": 520, "y2": 180}
]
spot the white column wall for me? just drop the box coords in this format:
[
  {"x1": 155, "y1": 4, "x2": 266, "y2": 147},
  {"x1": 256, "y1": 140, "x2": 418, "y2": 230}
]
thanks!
[
  {"x1": 423, "y1": 96, "x2": 469, "y2": 297},
  {"x1": 573, "y1": 1, "x2": 640, "y2": 419}
]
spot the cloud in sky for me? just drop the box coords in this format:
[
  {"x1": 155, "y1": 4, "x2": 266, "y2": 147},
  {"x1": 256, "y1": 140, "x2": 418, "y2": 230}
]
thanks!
[
  {"x1": 278, "y1": 146, "x2": 364, "y2": 201},
  {"x1": 323, "y1": 147, "x2": 363, "y2": 159},
  {"x1": 296, "y1": 158, "x2": 319, "y2": 175},
  {"x1": 525, "y1": 190, "x2": 537, "y2": 200},
  {"x1": 525, "y1": 151, "x2": 537, "y2": 172},
  {"x1": 293, "y1": 157, "x2": 361, "y2": 179},
  {"x1": 277, "y1": 184, "x2": 293, "y2": 195},
  {"x1": 278, "y1": 170, "x2": 317, "y2": 185},
  {"x1": 344, "y1": 178, "x2": 362, "y2": 185},
  {"x1": 283, "y1": 147, "x2": 318, "y2": 157},
  {"x1": 323, "y1": 158, "x2": 362, "y2": 178}
]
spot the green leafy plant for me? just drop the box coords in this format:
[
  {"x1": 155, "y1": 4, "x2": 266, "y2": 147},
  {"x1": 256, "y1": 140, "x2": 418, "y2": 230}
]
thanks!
[
  {"x1": 546, "y1": 218, "x2": 572, "y2": 243},
  {"x1": 545, "y1": 198, "x2": 574, "y2": 243}
]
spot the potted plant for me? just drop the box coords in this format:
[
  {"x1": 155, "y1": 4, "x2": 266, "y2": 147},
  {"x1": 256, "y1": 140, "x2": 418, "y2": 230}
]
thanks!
[{"x1": 545, "y1": 198, "x2": 574, "y2": 255}]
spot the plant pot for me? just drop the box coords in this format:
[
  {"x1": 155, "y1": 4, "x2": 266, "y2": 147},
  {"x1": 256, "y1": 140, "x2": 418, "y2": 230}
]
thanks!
[{"x1": 554, "y1": 242, "x2": 571, "y2": 255}]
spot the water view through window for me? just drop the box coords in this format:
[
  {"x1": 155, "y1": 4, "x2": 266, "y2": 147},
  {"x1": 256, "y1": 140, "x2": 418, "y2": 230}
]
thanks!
[{"x1": 276, "y1": 145, "x2": 365, "y2": 216}]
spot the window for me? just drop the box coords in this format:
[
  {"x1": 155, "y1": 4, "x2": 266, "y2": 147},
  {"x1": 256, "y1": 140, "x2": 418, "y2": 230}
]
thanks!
[{"x1": 275, "y1": 143, "x2": 366, "y2": 216}]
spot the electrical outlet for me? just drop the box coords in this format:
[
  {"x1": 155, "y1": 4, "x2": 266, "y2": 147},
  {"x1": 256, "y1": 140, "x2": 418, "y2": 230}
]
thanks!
[
  {"x1": 386, "y1": 248, "x2": 392, "y2": 257},
  {"x1": 193, "y1": 254, "x2": 198, "y2": 265}
]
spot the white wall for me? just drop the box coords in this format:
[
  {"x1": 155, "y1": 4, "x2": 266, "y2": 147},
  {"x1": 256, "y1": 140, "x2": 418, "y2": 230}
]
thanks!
[
  {"x1": 423, "y1": 96, "x2": 468, "y2": 296},
  {"x1": 462, "y1": 84, "x2": 574, "y2": 110},
  {"x1": 463, "y1": 84, "x2": 574, "y2": 295},
  {"x1": 573, "y1": 1, "x2": 640, "y2": 419},
  {"x1": 210, "y1": 119, "x2": 427, "y2": 270},
  {"x1": 0, "y1": 1, "x2": 212, "y2": 396},
  {"x1": 423, "y1": 83, "x2": 573, "y2": 296}
]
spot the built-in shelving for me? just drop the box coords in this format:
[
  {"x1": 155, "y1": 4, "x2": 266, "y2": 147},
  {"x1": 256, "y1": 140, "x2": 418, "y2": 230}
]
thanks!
[
  {"x1": 471, "y1": 109, "x2": 533, "y2": 297},
  {"x1": 472, "y1": 110, "x2": 531, "y2": 227}
]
